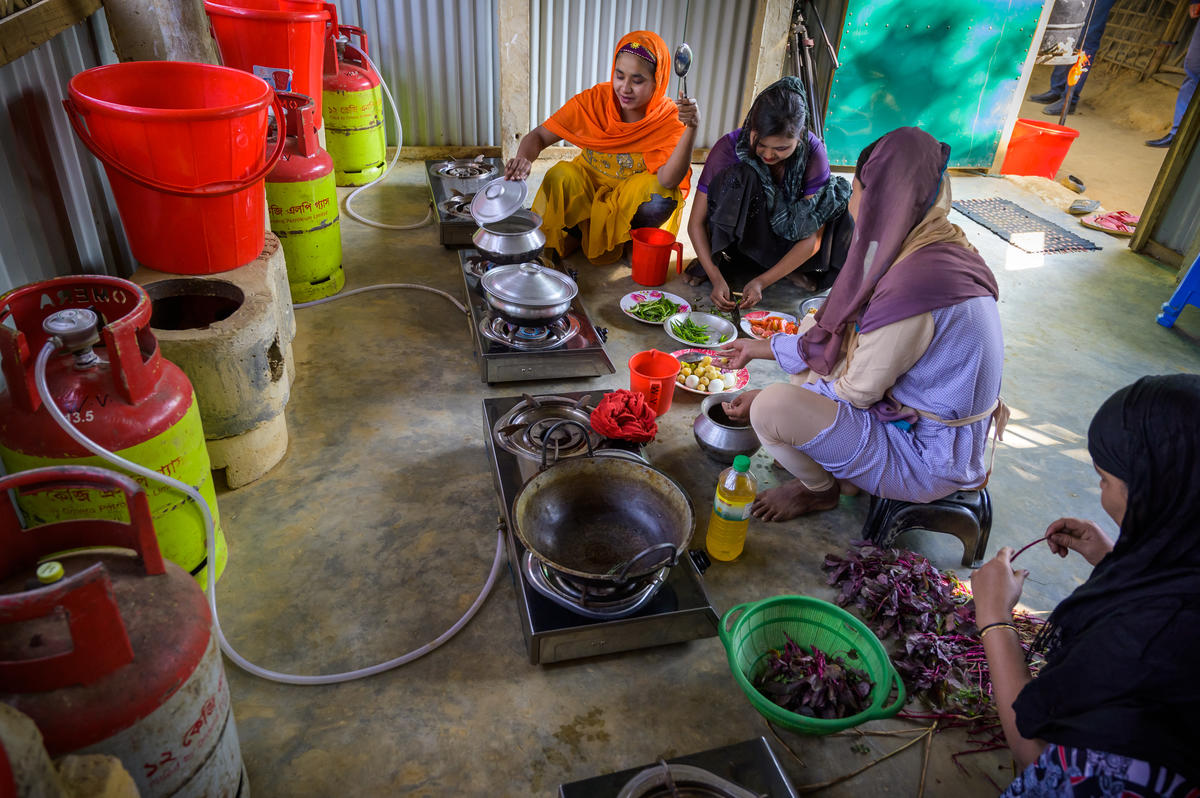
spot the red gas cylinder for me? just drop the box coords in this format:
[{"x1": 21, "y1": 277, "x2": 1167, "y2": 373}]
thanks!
[
  {"x1": 322, "y1": 24, "x2": 387, "y2": 186},
  {"x1": 0, "y1": 466, "x2": 246, "y2": 797},
  {"x1": 267, "y1": 90, "x2": 344, "y2": 302},
  {"x1": 0, "y1": 276, "x2": 227, "y2": 584}
]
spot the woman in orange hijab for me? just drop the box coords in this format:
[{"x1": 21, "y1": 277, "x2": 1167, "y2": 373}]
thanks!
[{"x1": 505, "y1": 30, "x2": 698, "y2": 264}]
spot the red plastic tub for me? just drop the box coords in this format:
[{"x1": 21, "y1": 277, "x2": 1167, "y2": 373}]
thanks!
[
  {"x1": 65, "y1": 62, "x2": 283, "y2": 274},
  {"x1": 1001, "y1": 118, "x2": 1080, "y2": 179},
  {"x1": 204, "y1": 0, "x2": 331, "y2": 126}
]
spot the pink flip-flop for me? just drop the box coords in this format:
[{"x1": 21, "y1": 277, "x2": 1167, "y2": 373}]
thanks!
[
  {"x1": 1109, "y1": 210, "x2": 1141, "y2": 227},
  {"x1": 1080, "y1": 212, "x2": 1134, "y2": 237}
]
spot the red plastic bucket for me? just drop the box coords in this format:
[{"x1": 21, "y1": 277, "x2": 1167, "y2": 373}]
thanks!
[
  {"x1": 204, "y1": 0, "x2": 331, "y2": 126},
  {"x1": 1000, "y1": 118, "x2": 1080, "y2": 179},
  {"x1": 65, "y1": 62, "x2": 284, "y2": 274},
  {"x1": 630, "y1": 227, "x2": 684, "y2": 287}
]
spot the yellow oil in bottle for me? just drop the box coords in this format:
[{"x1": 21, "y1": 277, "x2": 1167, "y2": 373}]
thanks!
[{"x1": 705, "y1": 455, "x2": 758, "y2": 561}]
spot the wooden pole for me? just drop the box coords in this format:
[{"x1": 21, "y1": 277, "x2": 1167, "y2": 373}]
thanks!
[{"x1": 101, "y1": 0, "x2": 218, "y2": 64}]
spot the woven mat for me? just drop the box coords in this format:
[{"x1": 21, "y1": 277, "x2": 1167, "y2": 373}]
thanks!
[{"x1": 951, "y1": 198, "x2": 1101, "y2": 254}]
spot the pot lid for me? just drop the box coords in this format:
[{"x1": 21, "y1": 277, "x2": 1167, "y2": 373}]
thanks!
[
  {"x1": 471, "y1": 177, "x2": 528, "y2": 224},
  {"x1": 481, "y1": 262, "x2": 577, "y2": 306}
]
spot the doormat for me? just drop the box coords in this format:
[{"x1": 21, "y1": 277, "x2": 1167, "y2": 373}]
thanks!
[{"x1": 951, "y1": 198, "x2": 1101, "y2": 254}]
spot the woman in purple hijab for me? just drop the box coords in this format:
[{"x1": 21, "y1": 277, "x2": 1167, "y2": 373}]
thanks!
[{"x1": 719, "y1": 127, "x2": 1006, "y2": 521}]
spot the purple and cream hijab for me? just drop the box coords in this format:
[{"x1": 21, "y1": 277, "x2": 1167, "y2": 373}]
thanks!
[{"x1": 799, "y1": 127, "x2": 998, "y2": 376}]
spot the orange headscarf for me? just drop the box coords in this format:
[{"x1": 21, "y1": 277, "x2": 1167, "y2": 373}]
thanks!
[{"x1": 543, "y1": 30, "x2": 687, "y2": 187}]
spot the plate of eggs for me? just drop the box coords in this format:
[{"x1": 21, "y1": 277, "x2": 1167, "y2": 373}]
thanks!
[{"x1": 670, "y1": 348, "x2": 750, "y2": 395}]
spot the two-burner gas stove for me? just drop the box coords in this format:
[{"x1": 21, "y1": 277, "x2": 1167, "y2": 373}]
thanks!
[
  {"x1": 483, "y1": 390, "x2": 720, "y2": 665},
  {"x1": 426, "y1": 156, "x2": 502, "y2": 246},
  {"x1": 462, "y1": 249, "x2": 615, "y2": 384},
  {"x1": 559, "y1": 737, "x2": 800, "y2": 797}
]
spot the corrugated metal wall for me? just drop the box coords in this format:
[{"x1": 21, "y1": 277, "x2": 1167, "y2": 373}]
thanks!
[
  {"x1": 0, "y1": 10, "x2": 127, "y2": 297},
  {"x1": 1149, "y1": 141, "x2": 1200, "y2": 260},
  {"x1": 530, "y1": 0, "x2": 755, "y2": 148},
  {"x1": 331, "y1": 0, "x2": 501, "y2": 146}
]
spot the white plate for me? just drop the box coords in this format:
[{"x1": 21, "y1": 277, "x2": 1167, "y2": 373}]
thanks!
[
  {"x1": 740, "y1": 310, "x2": 800, "y2": 340},
  {"x1": 664, "y1": 311, "x2": 738, "y2": 348},
  {"x1": 670, "y1": 348, "x2": 750, "y2": 395},
  {"x1": 619, "y1": 290, "x2": 691, "y2": 324}
]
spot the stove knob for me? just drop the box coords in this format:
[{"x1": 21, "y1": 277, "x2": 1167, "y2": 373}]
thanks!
[
  {"x1": 596, "y1": 326, "x2": 608, "y2": 342},
  {"x1": 688, "y1": 549, "x2": 712, "y2": 574}
]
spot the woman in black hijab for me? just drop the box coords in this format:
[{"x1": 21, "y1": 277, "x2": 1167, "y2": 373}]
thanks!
[{"x1": 973, "y1": 374, "x2": 1200, "y2": 796}]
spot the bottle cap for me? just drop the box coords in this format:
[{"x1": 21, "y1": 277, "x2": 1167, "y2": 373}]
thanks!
[
  {"x1": 732, "y1": 455, "x2": 751, "y2": 472},
  {"x1": 37, "y1": 561, "x2": 64, "y2": 584}
]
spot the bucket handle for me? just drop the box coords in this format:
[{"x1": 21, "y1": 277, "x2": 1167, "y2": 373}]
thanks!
[
  {"x1": 0, "y1": 466, "x2": 170, "y2": 692},
  {"x1": 62, "y1": 92, "x2": 286, "y2": 198},
  {"x1": 718, "y1": 601, "x2": 755, "y2": 649}
]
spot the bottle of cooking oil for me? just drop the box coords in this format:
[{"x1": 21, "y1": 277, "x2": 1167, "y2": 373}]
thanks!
[{"x1": 706, "y1": 455, "x2": 758, "y2": 561}]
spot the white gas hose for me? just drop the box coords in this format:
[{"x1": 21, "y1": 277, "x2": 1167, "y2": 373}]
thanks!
[
  {"x1": 341, "y1": 50, "x2": 433, "y2": 231},
  {"x1": 34, "y1": 340, "x2": 504, "y2": 685}
]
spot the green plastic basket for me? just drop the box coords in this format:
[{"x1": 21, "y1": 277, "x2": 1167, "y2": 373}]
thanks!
[{"x1": 718, "y1": 595, "x2": 905, "y2": 734}]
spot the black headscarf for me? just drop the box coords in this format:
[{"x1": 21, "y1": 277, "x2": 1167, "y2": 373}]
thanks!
[{"x1": 1013, "y1": 374, "x2": 1200, "y2": 781}]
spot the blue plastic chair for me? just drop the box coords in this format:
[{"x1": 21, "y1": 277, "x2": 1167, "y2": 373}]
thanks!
[{"x1": 1158, "y1": 252, "x2": 1200, "y2": 328}]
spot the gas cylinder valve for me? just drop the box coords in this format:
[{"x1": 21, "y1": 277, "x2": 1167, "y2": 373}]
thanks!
[{"x1": 43, "y1": 308, "x2": 101, "y2": 367}]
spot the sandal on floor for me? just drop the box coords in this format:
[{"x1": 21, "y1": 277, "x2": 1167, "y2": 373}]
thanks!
[
  {"x1": 1080, "y1": 212, "x2": 1134, "y2": 237},
  {"x1": 1109, "y1": 210, "x2": 1140, "y2": 227},
  {"x1": 1061, "y1": 174, "x2": 1086, "y2": 194},
  {"x1": 1068, "y1": 198, "x2": 1101, "y2": 215}
]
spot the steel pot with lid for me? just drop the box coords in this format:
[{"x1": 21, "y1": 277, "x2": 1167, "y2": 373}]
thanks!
[
  {"x1": 471, "y1": 178, "x2": 546, "y2": 264},
  {"x1": 481, "y1": 261, "x2": 578, "y2": 325}
]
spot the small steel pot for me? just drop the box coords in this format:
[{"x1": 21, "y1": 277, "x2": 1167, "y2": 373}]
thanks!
[
  {"x1": 480, "y1": 261, "x2": 578, "y2": 325},
  {"x1": 473, "y1": 209, "x2": 546, "y2": 264},
  {"x1": 693, "y1": 392, "x2": 761, "y2": 464}
]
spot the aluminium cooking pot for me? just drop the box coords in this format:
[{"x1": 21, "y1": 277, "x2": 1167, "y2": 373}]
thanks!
[
  {"x1": 473, "y1": 209, "x2": 547, "y2": 265},
  {"x1": 481, "y1": 261, "x2": 578, "y2": 325},
  {"x1": 512, "y1": 432, "x2": 695, "y2": 584}
]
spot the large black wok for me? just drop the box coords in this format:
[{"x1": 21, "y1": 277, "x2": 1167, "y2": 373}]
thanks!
[{"x1": 512, "y1": 447, "x2": 695, "y2": 584}]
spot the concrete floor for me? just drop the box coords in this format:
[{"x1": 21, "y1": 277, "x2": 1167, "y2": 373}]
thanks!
[{"x1": 210, "y1": 158, "x2": 1200, "y2": 796}]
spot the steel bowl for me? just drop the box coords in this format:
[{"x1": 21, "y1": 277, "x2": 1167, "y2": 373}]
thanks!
[
  {"x1": 798, "y1": 291, "x2": 830, "y2": 320},
  {"x1": 473, "y1": 209, "x2": 546, "y2": 265},
  {"x1": 693, "y1": 392, "x2": 761, "y2": 464},
  {"x1": 480, "y1": 261, "x2": 578, "y2": 324},
  {"x1": 664, "y1": 310, "x2": 738, "y2": 348}
]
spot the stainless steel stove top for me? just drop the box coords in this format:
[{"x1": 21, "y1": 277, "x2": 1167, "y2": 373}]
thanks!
[
  {"x1": 559, "y1": 737, "x2": 799, "y2": 797},
  {"x1": 483, "y1": 390, "x2": 719, "y2": 665},
  {"x1": 426, "y1": 157, "x2": 502, "y2": 246},
  {"x1": 462, "y1": 249, "x2": 615, "y2": 384}
]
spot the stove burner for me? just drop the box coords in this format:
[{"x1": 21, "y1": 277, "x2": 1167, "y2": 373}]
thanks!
[
  {"x1": 479, "y1": 313, "x2": 581, "y2": 351},
  {"x1": 493, "y1": 393, "x2": 601, "y2": 465},
  {"x1": 616, "y1": 762, "x2": 761, "y2": 798},
  {"x1": 434, "y1": 161, "x2": 496, "y2": 180},
  {"x1": 522, "y1": 551, "x2": 667, "y2": 619},
  {"x1": 439, "y1": 194, "x2": 475, "y2": 219},
  {"x1": 529, "y1": 417, "x2": 585, "y2": 450}
]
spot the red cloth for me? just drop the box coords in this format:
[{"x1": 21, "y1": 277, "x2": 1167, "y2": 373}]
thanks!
[{"x1": 590, "y1": 389, "x2": 658, "y2": 443}]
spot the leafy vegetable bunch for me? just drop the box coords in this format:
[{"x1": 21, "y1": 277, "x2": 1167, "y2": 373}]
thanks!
[
  {"x1": 822, "y1": 542, "x2": 1044, "y2": 721},
  {"x1": 754, "y1": 634, "x2": 874, "y2": 719},
  {"x1": 629, "y1": 296, "x2": 681, "y2": 322}
]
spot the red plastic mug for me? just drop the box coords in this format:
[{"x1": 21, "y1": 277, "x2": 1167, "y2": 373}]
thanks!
[
  {"x1": 630, "y1": 228, "x2": 683, "y2": 287},
  {"x1": 629, "y1": 349, "x2": 681, "y2": 416}
]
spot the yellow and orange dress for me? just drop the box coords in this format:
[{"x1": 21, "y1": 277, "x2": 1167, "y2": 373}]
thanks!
[{"x1": 534, "y1": 31, "x2": 690, "y2": 264}]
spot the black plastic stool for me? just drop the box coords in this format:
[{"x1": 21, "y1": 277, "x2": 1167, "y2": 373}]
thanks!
[{"x1": 860, "y1": 488, "x2": 992, "y2": 567}]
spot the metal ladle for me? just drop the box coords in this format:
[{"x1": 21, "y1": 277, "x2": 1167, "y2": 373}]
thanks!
[{"x1": 673, "y1": 42, "x2": 693, "y2": 98}]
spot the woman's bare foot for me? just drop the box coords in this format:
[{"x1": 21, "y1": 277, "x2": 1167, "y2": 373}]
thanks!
[
  {"x1": 682, "y1": 260, "x2": 708, "y2": 287},
  {"x1": 750, "y1": 479, "x2": 840, "y2": 521}
]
